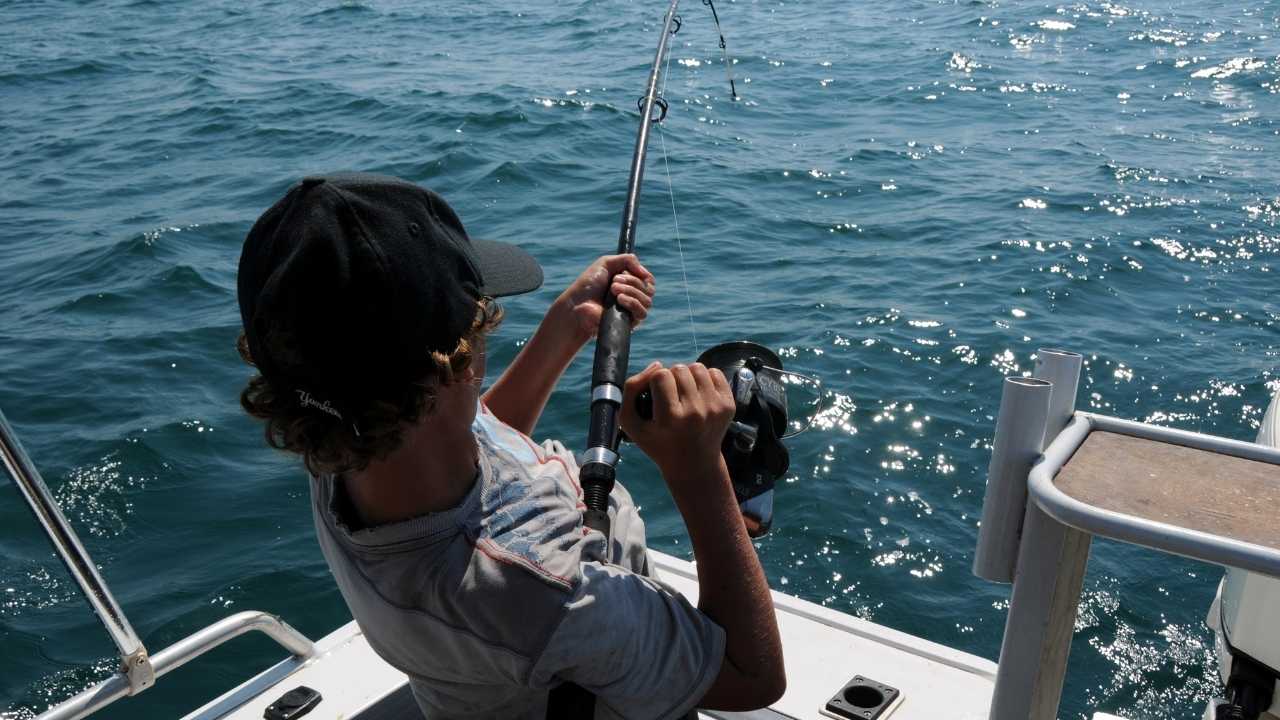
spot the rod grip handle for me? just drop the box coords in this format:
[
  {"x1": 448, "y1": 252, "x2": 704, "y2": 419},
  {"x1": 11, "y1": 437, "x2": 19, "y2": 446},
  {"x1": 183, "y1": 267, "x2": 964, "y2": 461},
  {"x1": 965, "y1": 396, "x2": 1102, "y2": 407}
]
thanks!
[{"x1": 591, "y1": 302, "x2": 633, "y2": 390}]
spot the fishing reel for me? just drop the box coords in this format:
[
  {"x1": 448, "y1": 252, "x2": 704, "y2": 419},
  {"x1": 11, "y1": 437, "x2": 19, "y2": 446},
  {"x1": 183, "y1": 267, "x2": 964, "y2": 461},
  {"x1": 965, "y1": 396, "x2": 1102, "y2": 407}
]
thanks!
[
  {"x1": 700, "y1": 341, "x2": 791, "y2": 537},
  {"x1": 634, "y1": 341, "x2": 801, "y2": 538}
]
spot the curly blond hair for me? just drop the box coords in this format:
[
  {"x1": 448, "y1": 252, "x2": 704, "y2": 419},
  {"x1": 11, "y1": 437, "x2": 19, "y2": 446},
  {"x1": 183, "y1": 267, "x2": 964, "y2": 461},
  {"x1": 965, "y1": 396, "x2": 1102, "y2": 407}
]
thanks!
[{"x1": 238, "y1": 298, "x2": 503, "y2": 476}]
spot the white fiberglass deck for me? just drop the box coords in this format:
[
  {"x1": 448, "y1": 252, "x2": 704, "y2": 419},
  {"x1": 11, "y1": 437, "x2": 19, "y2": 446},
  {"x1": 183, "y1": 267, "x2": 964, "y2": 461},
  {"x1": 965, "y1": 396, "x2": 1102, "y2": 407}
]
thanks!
[{"x1": 183, "y1": 550, "x2": 996, "y2": 720}]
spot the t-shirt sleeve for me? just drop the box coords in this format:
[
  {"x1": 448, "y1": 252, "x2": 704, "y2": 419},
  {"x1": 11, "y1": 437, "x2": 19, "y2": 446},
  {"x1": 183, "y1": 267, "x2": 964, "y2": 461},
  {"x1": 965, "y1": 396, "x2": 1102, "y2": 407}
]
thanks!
[{"x1": 529, "y1": 561, "x2": 726, "y2": 720}]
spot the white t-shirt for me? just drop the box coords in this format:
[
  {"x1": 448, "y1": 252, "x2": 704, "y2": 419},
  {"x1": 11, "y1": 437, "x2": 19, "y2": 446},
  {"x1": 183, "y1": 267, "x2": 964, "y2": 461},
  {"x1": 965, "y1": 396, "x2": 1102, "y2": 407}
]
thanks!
[{"x1": 310, "y1": 401, "x2": 725, "y2": 719}]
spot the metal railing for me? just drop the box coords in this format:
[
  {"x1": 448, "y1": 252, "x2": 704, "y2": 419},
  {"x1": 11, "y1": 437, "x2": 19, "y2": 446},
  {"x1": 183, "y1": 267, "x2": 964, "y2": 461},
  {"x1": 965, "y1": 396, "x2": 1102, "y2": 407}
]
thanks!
[
  {"x1": 1, "y1": 409, "x2": 153, "y2": 690},
  {"x1": 1, "y1": 407, "x2": 317, "y2": 720},
  {"x1": 973, "y1": 348, "x2": 1280, "y2": 720},
  {"x1": 40, "y1": 611, "x2": 316, "y2": 720}
]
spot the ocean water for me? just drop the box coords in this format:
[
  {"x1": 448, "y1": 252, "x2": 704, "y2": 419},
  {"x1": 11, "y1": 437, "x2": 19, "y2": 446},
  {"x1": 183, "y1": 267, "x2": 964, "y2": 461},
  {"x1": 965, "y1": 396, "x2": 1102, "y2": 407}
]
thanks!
[{"x1": 2, "y1": 0, "x2": 1278, "y2": 717}]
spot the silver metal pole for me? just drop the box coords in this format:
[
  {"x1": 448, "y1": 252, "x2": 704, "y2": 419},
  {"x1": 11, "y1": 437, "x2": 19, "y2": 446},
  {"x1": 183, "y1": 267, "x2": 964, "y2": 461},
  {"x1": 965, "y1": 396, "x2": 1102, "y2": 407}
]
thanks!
[
  {"x1": 0, "y1": 408, "x2": 154, "y2": 692},
  {"x1": 988, "y1": 352, "x2": 1090, "y2": 720},
  {"x1": 38, "y1": 611, "x2": 317, "y2": 720},
  {"x1": 973, "y1": 376, "x2": 1053, "y2": 583},
  {"x1": 1034, "y1": 348, "x2": 1083, "y2": 441}
]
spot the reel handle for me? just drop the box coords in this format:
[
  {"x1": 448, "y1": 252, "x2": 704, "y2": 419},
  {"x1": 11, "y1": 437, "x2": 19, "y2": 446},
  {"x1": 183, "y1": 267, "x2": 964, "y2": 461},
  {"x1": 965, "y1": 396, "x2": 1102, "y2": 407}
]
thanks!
[
  {"x1": 635, "y1": 389, "x2": 654, "y2": 421},
  {"x1": 614, "y1": 391, "x2": 651, "y2": 445}
]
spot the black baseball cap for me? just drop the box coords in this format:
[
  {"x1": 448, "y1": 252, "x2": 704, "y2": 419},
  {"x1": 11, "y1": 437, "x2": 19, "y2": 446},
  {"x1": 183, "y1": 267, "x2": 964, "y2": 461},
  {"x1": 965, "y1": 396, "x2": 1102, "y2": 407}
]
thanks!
[{"x1": 237, "y1": 172, "x2": 542, "y2": 407}]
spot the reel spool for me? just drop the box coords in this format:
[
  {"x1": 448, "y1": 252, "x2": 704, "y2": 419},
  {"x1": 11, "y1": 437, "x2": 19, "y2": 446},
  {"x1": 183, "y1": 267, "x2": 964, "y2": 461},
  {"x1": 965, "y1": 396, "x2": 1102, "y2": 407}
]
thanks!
[{"x1": 696, "y1": 341, "x2": 791, "y2": 537}]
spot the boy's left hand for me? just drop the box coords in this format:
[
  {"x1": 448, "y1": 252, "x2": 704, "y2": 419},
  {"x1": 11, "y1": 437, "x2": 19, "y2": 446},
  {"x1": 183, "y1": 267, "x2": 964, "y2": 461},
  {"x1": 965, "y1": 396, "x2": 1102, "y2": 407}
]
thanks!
[{"x1": 555, "y1": 254, "x2": 656, "y2": 344}]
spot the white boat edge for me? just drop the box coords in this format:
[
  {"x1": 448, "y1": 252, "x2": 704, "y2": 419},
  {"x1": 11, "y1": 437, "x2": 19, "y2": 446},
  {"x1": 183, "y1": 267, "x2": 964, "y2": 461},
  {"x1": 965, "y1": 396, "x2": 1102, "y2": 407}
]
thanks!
[{"x1": 181, "y1": 548, "x2": 1000, "y2": 720}]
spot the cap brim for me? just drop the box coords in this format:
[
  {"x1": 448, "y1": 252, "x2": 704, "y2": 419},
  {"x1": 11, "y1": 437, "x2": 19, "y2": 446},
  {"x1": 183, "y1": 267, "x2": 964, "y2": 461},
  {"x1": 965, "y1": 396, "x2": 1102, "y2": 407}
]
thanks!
[{"x1": 471, "y1": 239, "x2": 544, "y2": 297}]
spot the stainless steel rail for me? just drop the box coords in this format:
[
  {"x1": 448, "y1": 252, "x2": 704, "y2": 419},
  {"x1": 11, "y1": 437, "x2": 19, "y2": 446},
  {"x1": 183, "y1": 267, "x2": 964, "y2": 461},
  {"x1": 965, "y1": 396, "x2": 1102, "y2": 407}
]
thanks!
[
  {"x1": 0, "y1": 408, "x2": 153, "y2": 690},
  {"x1": 39, "y1": 611, "x2": 317, "y2": 720},
  {"x1": 1029, "y1": 412, "x2": 1280, "y2": 579},
  {"x1": 2, "y1": 407, "x2": 318, "y2": 719}
]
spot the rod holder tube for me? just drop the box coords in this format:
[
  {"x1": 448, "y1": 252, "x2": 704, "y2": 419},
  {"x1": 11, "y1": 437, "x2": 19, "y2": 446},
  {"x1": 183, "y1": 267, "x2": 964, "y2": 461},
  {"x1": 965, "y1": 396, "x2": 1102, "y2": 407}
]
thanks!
[
  {"x1": 973, "y1": 377, "x2": 1053, "y2": 583},
  {"x1": 1034, "y1": 348, "x2": 1083, "y2": 443},
  {"x1": 0, "y1": 408, "x2": 148, "y2": 678},
  {"x1": 989, "y1": 506, "x2": 1092, "y2": 720}
]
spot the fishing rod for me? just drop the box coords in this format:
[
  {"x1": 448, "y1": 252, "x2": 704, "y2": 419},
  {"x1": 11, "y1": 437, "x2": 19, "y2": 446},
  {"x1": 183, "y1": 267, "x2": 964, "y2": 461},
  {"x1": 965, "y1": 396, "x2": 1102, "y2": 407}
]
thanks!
[
  {"x1": 577, "y1": 0, "x2": 812, "y2": 543},
  {"x1": 578, "y1": 0, "x2": 683, "y2": 536}
]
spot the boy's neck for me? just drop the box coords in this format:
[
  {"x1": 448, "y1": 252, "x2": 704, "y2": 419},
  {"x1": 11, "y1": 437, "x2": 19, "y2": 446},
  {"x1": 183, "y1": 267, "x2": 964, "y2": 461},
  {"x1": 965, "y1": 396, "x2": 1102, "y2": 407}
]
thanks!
[{"x1": 344, "y1": 392, "x2": 480, "y2": 527}]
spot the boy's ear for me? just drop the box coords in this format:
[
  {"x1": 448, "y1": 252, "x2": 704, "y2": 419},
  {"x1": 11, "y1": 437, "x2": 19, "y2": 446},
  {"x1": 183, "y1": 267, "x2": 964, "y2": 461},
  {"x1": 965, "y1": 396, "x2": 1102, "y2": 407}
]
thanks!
[{"x1": 453, "y1": 364, "x2": 483, "y2": 391}]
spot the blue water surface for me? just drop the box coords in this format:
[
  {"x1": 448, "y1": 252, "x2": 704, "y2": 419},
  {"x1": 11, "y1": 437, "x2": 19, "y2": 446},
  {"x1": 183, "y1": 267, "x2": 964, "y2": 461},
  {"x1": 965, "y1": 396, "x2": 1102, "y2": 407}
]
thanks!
[{"x1": 2, "y1": 1, "x2": 1278, "y2": 718}]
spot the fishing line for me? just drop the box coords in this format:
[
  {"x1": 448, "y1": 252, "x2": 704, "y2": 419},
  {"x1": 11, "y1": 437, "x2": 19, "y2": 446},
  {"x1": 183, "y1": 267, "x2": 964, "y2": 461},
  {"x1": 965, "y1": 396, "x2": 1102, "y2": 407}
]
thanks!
[
  {"x1": 655, "y1": 6, "x2": 821, "y2": 432},
  {"x1": 656, "y1": 29, "x2": 701, "y2": 356},
  {"x1": 652, "y1": 0, "x2": 743, "y2": 358},
  {"x1": 755, "y1": 364, "x2": 824, "y2": 438},
  {"x1": 657, "y1": 129, "x2": 699, "y2": 357}
]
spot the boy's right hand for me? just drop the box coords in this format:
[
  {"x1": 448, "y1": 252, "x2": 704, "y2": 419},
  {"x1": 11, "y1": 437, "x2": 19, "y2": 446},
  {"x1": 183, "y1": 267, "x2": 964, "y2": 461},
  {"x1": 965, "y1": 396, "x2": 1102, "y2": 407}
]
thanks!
[
  {"x1": 619, "y1": 361, "x2": 736, "y2": 484},
  {"x1": 622, "y1": 365, "x2": 787, "y2": 712}
]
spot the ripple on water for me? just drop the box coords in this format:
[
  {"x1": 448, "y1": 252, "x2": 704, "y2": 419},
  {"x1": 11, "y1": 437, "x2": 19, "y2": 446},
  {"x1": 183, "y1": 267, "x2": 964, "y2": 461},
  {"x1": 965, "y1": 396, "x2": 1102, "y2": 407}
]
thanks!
[
  {"x1": 52, "y1": 455, "x2": 150, "y2": 539},
  {"x1": 1190, "y1": 57, "x2": 1268, "y2": 80}
]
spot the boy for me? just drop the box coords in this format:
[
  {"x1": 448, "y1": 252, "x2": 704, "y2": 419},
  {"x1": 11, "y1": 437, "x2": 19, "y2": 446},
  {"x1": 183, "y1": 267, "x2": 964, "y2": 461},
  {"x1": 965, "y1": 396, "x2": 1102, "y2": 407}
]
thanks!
[{"x1": 236, "y1": 172, "x2": 783, "y2": 719}]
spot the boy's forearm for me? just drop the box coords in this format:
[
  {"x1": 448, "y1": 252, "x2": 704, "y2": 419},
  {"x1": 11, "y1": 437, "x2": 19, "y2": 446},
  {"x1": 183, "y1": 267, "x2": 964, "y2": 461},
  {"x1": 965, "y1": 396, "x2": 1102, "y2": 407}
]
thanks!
[
  {"x1": 482, "y1": 298, "x2": 584, "y2": 435},
  {"x1": 666, "y1": 459, "x2": 784, "y2": 688}
]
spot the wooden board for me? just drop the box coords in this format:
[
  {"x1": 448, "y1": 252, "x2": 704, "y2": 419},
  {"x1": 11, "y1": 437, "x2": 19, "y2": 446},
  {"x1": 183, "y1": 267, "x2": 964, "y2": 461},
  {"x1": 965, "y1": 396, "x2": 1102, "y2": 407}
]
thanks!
[{"x1": 1055, "y1": 431, "x2": 1280, "y2": 552}]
